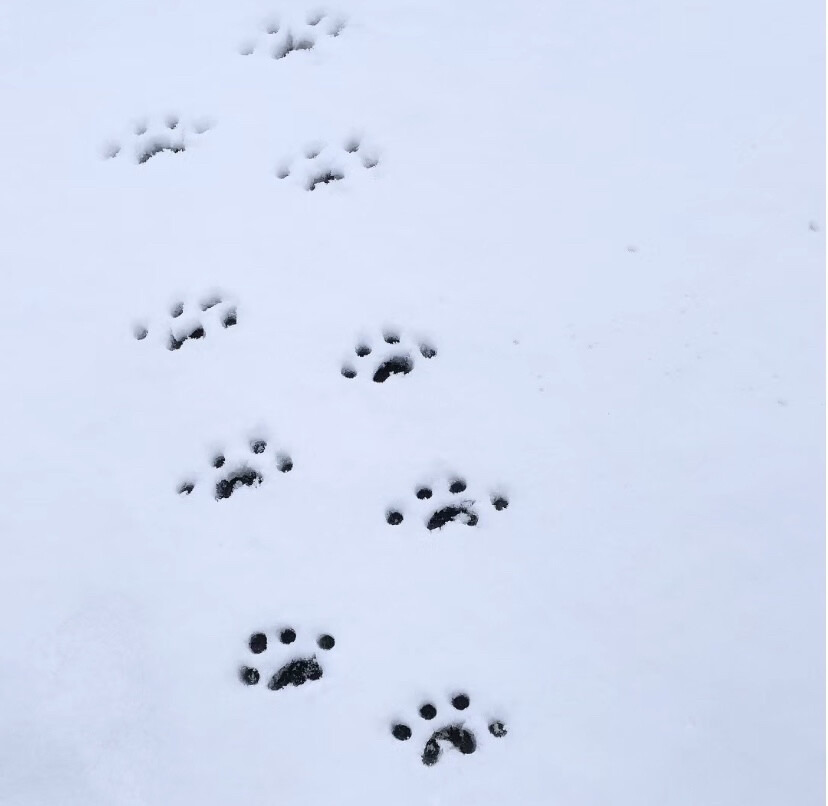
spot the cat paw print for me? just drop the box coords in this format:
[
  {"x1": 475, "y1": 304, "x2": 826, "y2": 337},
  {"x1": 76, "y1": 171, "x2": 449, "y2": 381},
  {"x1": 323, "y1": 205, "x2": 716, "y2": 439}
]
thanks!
[
  {"x1": 239, "y1": 626, "x2": 336, "y2": 691},
  {"x1": 133, "y1": 292, "x2": 238, "y2": 352},
  {"x1": 385, "y1": 476, "x2": 509, "y2": 531},
  {"x1": 391, "y1": 692, "x2": 508, "y2": 766},
  {"x1": 276, "y1": 137, "x2": 380, "y2": 191},
  {"x1": 238, "y1": 9, "x2": 346, "y2": 59},
  {"x1": 341, "y1": 328, "x2": 436, "y2": 383},
  {"x1": 177, "y1": 435, "x2": 293, "y2": 500},
  {"x1": 102, "y1": 115, "x2": 213, "y2": 165}
]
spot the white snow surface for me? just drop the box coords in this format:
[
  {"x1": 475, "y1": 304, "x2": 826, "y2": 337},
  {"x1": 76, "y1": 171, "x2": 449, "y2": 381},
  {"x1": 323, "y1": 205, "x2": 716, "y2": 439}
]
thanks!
[{"x1": 0, "y1": 1, "x2": 824, "y2": 804}]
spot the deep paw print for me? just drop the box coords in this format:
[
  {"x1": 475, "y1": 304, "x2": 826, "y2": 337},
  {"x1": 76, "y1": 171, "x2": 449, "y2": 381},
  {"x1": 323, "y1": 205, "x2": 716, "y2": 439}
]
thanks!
[
  {"x1": 102, "y1": 115, "x2": 213, "y2": 165},
  {"x1": 238, "y1": 9, "x2": 346, "y2": 59},
  {"x1": 276, "y1": 137, "x2": 380, "y2": 191},
  {"x1": 239, "y1": 626, "x2": 336, "y2": 691},
  {"x1": 385, "y1": 476, "x2": 509, "y2": 531},
  {"x1": 132, "y1": 292, "x2": 238, "y2": 352},
  {"x1": 391, "y1": 693, "x2": 507, "y2": 766},
  {"x1": 177, "y1": 435, "x2": 293, "y2": 500},
  {"x1": 341, "y1": 328, "x2": 435, "y2": 383}
]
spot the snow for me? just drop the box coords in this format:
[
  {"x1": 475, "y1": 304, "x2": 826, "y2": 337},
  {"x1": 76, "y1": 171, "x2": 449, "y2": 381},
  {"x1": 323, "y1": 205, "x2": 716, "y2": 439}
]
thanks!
[{"x1": 0, "y1": 0, "x2": 824, "y2": 804}]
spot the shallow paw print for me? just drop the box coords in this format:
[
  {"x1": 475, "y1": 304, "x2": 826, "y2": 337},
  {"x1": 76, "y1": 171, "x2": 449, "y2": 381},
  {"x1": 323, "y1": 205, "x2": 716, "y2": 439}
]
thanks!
[
  {"x1": 101, "y1": 115, "x2": 213, "y2": 165},
  {"x1": 238, "y1": 9, "x2": 347, "y2": 60},
  {"x1": 385, "y1": 476, "x2": 509, "y2": 531},
  {"x1": 177, "y1": 435, "x2": 293, "y2": 501},
  {"x1": 275, "y1": 137, "x2": 380, "y2": 191},
  {"x1": 132, "y1": 292, "x2": 238, "y2": 352},
  {"x1": 238, "y1": 626, "x2": 336, "y2": 691},
  {"x1": 340, "y1": 328, "x2": 435, "y2": 383},
  {"x1": 391, "y1": 692, "x2": 507, "y2": 766}
]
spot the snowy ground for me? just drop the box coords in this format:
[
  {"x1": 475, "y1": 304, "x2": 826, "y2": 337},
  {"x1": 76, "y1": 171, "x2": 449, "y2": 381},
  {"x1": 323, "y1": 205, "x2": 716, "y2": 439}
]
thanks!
[{"x1": 0, "y1": 1, "x2": 824, "y2": 804}]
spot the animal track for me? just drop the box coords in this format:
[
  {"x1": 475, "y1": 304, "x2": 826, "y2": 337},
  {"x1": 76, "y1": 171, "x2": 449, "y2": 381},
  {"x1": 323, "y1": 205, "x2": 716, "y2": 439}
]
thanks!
[
  {"x1": 238, "y1": 626, "x2": 336, "y2": 691},
  {"x1": 341, "y1": 328, "x2": 436, "y2": 383},
  {"x1": 238, "y1": 10, "x2": 346, "y2": 60},
  {"x1": 385, "y1": 476, "x2": 509, "y2": 531},
  {"x1": 133, "y1": 292, "x2": 238, "y2": 352},
  {"x1": 391, "y1": 693, "x2": 507, "y2": 766},
  {"x1": 102, "y1": 116, "x2": 213, "y2": 165},
  {"x1": 276, "y1": 137, "x2": 380, "y2": 191},
  {"x1": 177, "y1": 435, "x2": 293, "y2": 501}
]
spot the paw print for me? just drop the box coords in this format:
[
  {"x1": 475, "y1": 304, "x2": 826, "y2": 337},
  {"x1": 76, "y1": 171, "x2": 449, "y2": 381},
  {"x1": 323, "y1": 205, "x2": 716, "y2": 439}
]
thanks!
[
  {"x1": 390, "y1": 692, "x2": 507, "y2": 766},
  {"x1": 133, "y1": 292, "x2": 238, "y2": 352},
  {"x1": 239, "y1": 626, "x2": 336, "y2": 691},
  {"x1": 276, "y1": 137, "x2": 380, "y2": 191},
  {"x1": 238, "y1": 9, "x2": 346, "y2": 59},
  {"x1": 177, "y1": 435, "x2": 293, "y2": 501},
  {"x1": 102, "y1": 115, "x2": 213, "y2": 165},
  {"x1": 385, "y1": 476, "x2": 509, "y2": 531},
  {"x1": 341, "y1": 328, "x2": 436, "y2": 383}
]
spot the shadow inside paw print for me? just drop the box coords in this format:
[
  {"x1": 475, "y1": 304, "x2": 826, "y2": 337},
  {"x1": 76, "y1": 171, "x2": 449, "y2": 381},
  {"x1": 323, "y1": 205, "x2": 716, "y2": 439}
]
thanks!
[
  {"x1": 386, "y1": 477, "x2": 509, "y2": 530},
  {"x1": 276, "y1": 137, "x2": 379, "y2": 191},
  {"x1": 239, "y1": 627, "x2": 336, "y2": 691},
  {"x1": 102, "y1": 115, "x2": 213, "y2": 165},
  {"x1": 341, "y1": 328, "x2": 435, "y2": 383},
  {"x1": 238, "y1": 10, "x2": 346, "y2": 59},
  {"x1": 391, "y1": 693, "x2": 507, "y2": 766},
  {"x1": 177, "y1": 436, "x2": 293, "y2": 500},
  {"x1": 133, "y1": 292, "x2": 237, "y2": 352}
]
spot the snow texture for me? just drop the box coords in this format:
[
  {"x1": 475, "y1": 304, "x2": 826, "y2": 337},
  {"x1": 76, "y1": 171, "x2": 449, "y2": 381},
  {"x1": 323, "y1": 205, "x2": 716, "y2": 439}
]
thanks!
[{"x1": 0, "y1": 0, "x2": 824, "y2": 805}]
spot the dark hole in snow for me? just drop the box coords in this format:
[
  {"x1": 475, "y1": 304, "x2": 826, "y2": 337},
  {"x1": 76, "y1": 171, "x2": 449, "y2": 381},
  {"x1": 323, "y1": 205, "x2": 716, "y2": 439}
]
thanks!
[
  {"x1": 276, "y1": 455, "x2": 293, "y2": 473},
  {"x1": 488, "y1": 720, "x2": 507, "y2": 738},
  {"x1": 426, "y1": 504, "x2": 478, "y2": 531},
  {"x1": 177, "y1": 482, "x2": 195, "y2": 495},
  {"x1": 317, "y1": 634, "x2": 335, "y2": 650},
  {"x1": 249, "y1": 632, "x2": 267, "y2": 654},
  {"x1": 250, "y1": 439, "x2": 267, "y2": 454},
  {"x1": 137, "y1": 140, "x2": 185, "y2": 164},
  {"x1": 392, "y1": 724, "x2": 412, "y2": 741},
  {"x1": 280, "y1": 628, "x2": 296, "y2": 644},
  {"x1": 451, "y1": 694, "x2": 470, "y2": 710},
  {"x1": 386, "y1": 510, "x2": 403, "y2": 525},
  {"x1": 422, "y1": 725, "x2": 476, "y2": 766},
  {"x1": 373, "y1": 355, "x2": 413, "y2": 383},
  {"x1": 419, "y1": 703, "x2": 437, "y2": 720},
  {"x1": 492, "y1": 495, "x2": 509, "y2": 511},
  {"x1": 416, "y1": 487, "x2": 433, "y2": 500},
  {"x1": 222, "y1": 309, "x2": 237, "y2": 328},
  {"x1": 307, "y1": 170, "x2": 344, "y2": 191},
  {"x1": 268, "y1": 656, "x2": 323, "y2": 690},
  {"x1": 449, "y1": 479, "x2": 467, "y2": 494},
  {"x1": 240, "y1": 666, "x2": 260, "y2": 685},
  {"x1": 215, "y1": 468, "x2": 263, "y2": 500}
]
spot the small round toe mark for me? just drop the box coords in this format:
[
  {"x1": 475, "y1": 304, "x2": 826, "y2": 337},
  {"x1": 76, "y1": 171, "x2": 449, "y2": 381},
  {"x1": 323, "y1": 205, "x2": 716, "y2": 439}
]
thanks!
[
  {"x1": 277, "y1": 455, "x2": 293, "y2": 473},
  {"x1": 451, "y1": 694, "x2": 470, "y2": 710},
  {"x1": 419, "y1": 703, "x2": 437, "y2": 720},
  {"x1": 279, "y1": 628, "x2": 296, "y2": 644},
  {"x1": 386, "y1": 510, "x2": 404, "y2": 525},
  {"x1": 420, "y1": 344, "x2": 437, "y2": 359},
  {"x1": 249, "y1": 632, "x2": 267, "y2": 654},
  {"x1": 416, "y1": 487, "x2": 433, "y2": 500},
  {"x1": 134, "y1": 326, "x2": 148, "y2": 340},
  {"x1": 392, "y1": 724, "x2": 412, "y2": 741},
  {"x1": 488, "y1": 720, "x2": 507, "y2": 738},
  {"x1": 341, "y1": 366, "x2": 357, "y2": 378},
  {"x1": 317, "y1": 634, "x2": 335, "y2": 650},
  {"x1": 449, "y1": 479, "x2": 467, "y2": 494},
  {"x1": 492, "y1": 495, "x2": 509, "y2": 511},
  {"x1": 383, "y1": 331, "x2": 400, "y2": 344},
  {"x1": 251, "y1": 439, "x2": 267, "y2": 454},
  {"x1": 177, "y1": 482, "x2": 194, "y2": 495},
  {"x1": 355, "y1": 344, "x2": 371, "y2": 357},
  {"x1": 240, "y1": 666, "x2": 260, "y2": 685},
  {"x1": 212, "y1": 455, "x2": 225, "y2": 469},
  {"x1": 170, "y1": 302, "x2": 184, "y2": 318}
]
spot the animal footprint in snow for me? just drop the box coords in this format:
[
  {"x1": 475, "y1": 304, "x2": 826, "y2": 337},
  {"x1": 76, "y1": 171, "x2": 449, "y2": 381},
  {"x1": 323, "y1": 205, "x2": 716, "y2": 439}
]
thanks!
[
  {"x1": 341, "y1": 328, "x2": 436, "y2": 383},
  {"x1": 391, "y1": 692, "x2": 507, "y2": 766},
  {"x1": 102, "y1": 115, "x2": 213, "y2": 165},
  {"x1": 177, "y1": 436, "x2": 293, "y2": 500},
  {"x1": 239, "y1": 626, "x2": 336, "y2": 691},
  {"x1": 385, "y1": 476, "x2": 509, "y2": 531},
  {"x1": 276, "y1": 137, "x2": 379, "y2": 191},
  {"x1": 133, "y1": 292, "x2": 237, "y2": 352},
  {"x1": 238, "y1": 10, "x2": 346, "y2": 59}
]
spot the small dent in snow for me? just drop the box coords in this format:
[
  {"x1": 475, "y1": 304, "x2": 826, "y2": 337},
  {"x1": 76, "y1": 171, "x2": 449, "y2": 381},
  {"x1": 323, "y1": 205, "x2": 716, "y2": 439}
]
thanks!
[
  {"x1": 386, "y1": 475, "x2": 510, "y2": 531},
  {"x1": 340, "y1": 327, "x2": 434, "y2": 383},
  {"x1": 391, "y1": 692, "x2": 507, "y2": 766},
  {"x1": 275, "y1": 136, "x2": 380, "y2": 191},
  {"x1": 238, "y1": 625, "x2": 336, "y2": 691},
  {"x1": 102, "y1": 115, "x2": 213, "y2": 166},
  {"x1": 178, "y1": 432, "x2": 293, "y2": 501}
]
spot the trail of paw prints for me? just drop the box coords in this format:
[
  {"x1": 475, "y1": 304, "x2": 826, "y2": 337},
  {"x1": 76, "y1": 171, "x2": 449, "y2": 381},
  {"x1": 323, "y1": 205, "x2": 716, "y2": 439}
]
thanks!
[
  {"x1": 341, "y1": 328, "x2": 436, "y2": 383},
  {"x1": 132, "y1": 292, "x2": 237, "y2": 352},
  {"x1": 239, "y1": 626, "x2": 336, "y2": 691},
  {"x1": 102, "y1": 115, "x2": 213, "y2": 165},
  {"x1": 177, "y1": 435, "x2": 293, "y2": 501},
  {"x1": 238, "y1": 9, "x2": 346, "y2": 59},
  {"x1": 386, "y1": 475, "x2": 509, "y2": 531},
  {"x1": 391, "y1": 692, "x2": 507, "y2": 766},
  {"x1": 276, "y1": 137, "x2": 379, "y2": 191}
]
